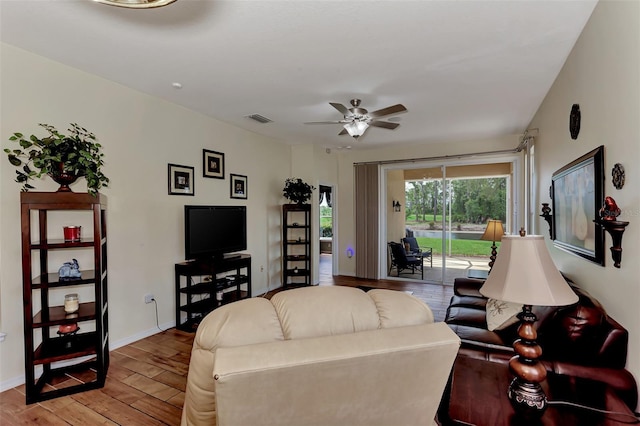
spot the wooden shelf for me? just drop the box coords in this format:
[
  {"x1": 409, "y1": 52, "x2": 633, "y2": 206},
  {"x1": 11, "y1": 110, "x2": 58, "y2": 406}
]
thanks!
[
  {"x1": 175, "y1": 255, "x2": 251, "y2": 332},
  {"x1": 32, "y1": 270, "x2": 96, "y2": 288},
  {"x1": 33, "y1": 332, "x2": 98, "y2": 365},
  {"x1": 30, "y1": 239, "x2": 96, "y2": 249},
  {"x1": 282, "y1": 204, "x2": 312, "y2": 287},
  {"x1": 33, "y1": 302, "x2": 96, "y2": 327},
  {"x1": 20, "y1": 192, "x2": 108, "y2": 403}
]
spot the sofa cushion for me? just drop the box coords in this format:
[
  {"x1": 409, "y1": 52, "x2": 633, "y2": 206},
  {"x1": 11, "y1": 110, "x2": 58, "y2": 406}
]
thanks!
[
  {"x1": 368, "y1": 288, "x2": 434, "y2": 327},
  {"x1": 445, "y1": 306, "x2": 487, "y2": 328},
  {"x1": 448, "y1": 295, "x2": 487, "y2": 309},
  {"x1": 486, "y1": 298, "x2": 522, "y2": 331},
  {"x1": 270, "y1": 286, "x2": 382, "y2": 340},
  {"x1": 453, "y1": 278, "x2": 484, "y2": 297}
]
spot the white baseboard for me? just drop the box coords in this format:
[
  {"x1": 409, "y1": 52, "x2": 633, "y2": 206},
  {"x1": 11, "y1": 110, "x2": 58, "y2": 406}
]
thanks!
[{"x1": 0, "y1": 320, "x2": 175, "y2": 394}]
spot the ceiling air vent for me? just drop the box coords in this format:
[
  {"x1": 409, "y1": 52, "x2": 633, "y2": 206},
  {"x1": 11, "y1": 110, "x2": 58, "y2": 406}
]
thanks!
[{"x1": 245, "y1": 114, "x2": 273, "y2": 124}]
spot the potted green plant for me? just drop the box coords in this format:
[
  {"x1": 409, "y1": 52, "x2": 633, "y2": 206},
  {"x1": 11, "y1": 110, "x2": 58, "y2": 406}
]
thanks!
[
  {"x1": 282, "y1": 177, "x2": 315, "y2": 204},
  {"x1": 4, "y1": 123, "x2": 109, "y2": 196}
]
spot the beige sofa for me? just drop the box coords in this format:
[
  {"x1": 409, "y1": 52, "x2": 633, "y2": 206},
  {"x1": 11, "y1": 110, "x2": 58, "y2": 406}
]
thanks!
[{"x1": 181, "y1": 285, "x2": 460, "y2": 426}]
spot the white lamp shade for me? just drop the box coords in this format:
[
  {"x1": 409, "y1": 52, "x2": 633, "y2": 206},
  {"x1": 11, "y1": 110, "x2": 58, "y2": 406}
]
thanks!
[{"x1": 480, "y1": 235, "x2": 578, "y2": 306}]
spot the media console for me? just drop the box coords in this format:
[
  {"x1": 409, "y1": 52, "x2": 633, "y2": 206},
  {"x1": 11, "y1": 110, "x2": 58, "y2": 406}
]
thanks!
[{"x1": 174, "y1": 254, "x2": 251, "y2": 332}]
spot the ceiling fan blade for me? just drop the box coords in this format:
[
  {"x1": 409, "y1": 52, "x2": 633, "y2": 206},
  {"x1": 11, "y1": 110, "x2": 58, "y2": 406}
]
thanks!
[
  {"x1": 338, "y1": 128, "x2": 348, "y2": 136},
  {"x1": 330, "y1": 102, "x2": 350, "y2": 115},
  {"x1": 368, "y1": 104, "x2": 407, "y2": 118},
  {"x1": 370, "y1": 120, "x2": 400, "y2": 130},
  {"x1": 304, "y1": 121, "x2": 346, "y2": 125}
]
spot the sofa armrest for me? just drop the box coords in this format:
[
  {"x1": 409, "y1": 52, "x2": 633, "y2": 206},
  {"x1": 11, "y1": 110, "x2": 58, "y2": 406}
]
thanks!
[{"x1": 543, "y1": 360, "x2": 638, "y2": 411}]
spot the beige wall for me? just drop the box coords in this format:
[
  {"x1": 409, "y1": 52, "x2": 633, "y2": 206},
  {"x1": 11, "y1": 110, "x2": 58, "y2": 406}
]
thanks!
[
  {"x1": 386, "y1": 170, "x2": 406, "y2": 244},
  {"x1": 528, "y1": 0, "x2": 639, "y2": 405},
  {"x1": 0, "y1": 44, "x2": 291, "y2": 388}
]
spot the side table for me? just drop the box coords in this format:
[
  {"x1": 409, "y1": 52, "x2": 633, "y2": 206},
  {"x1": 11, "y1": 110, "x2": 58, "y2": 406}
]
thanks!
[
  {"x1": 441, "y1": 356, "x2": 635, "y2": 426},
  {"x1": 466, "y1": 268, "x2": 489, "y2": 280}
]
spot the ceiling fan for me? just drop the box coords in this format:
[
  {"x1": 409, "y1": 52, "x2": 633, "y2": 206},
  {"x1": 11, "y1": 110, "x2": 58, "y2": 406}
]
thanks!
[{"x1": 305, "y1": 99, "x2": 407, "y2": 139}]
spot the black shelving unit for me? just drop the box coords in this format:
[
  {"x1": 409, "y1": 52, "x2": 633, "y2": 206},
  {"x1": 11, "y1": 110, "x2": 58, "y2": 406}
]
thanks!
[
  {"x1": 20, "y1": 192, "x2": 109, "y2": 404},
  {"x1": 174, "y1": 254, "x2": 251, "y2": 331},
  {"x1": 282, "y1": 204, "x2": 312, "y2": 287}
]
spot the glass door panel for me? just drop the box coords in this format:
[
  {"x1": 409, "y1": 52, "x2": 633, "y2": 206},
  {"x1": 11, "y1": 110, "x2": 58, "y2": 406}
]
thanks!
[{"x1": 386, "y1": 163, "x2": 510, "y2": 285}]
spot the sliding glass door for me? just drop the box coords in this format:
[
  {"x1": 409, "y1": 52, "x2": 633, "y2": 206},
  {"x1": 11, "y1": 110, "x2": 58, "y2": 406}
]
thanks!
[{"x1": 384, "y1": 158, "x2": 516, "y2": 285}]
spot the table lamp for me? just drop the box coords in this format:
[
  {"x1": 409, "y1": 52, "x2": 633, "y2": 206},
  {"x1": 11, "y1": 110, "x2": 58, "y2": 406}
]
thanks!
[
  {"x1": 479, "y1": 230, "x2": 578, "y2": 419},
  {"x1": 480, "y1": 219, "x2": 504, "y2": 270}
]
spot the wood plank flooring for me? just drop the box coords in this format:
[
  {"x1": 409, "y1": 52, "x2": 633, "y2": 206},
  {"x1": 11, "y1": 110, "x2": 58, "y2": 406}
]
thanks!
[{"x1": 0, "y1": 255, "x2": 453, "y2": 425}]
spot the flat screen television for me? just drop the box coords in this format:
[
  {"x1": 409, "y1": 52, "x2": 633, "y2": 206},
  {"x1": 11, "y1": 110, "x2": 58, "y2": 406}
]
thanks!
[{"x1": 184, "y1": 205, "x2": 247, "y2": 260}]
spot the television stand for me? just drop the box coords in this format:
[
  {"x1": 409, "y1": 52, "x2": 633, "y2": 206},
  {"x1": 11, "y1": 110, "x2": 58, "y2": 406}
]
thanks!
[
  {"x1": 175, "y1": 254, "x2": 251, "y2": 331},
  {"x1": 223, "y1": 253, "x2": 242, "y2": 260}
]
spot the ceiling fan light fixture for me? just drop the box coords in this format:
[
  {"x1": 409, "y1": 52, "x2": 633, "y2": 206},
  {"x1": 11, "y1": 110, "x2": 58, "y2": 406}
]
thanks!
[
  {"x1": 93, "y1": 0, "x2": 177, "y2": 9},
  {"x1": 343, "y1": 121, "x2": 369, "y2": 138}
]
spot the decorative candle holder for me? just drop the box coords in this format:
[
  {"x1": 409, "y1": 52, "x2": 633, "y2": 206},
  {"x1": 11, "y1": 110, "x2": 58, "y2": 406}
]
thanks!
[
  {"x1": 63, "y1": 226, "x2": 82, "y2": 242},
  {"x1": 595, "y1": 220, "x2": 629, "y2": 268},
  {"x1": 57, "y1": 323, "x2": 80, "y2": 350},
  {"x1": 64, "y1": 293, "x2": 79, "y2": 314}
]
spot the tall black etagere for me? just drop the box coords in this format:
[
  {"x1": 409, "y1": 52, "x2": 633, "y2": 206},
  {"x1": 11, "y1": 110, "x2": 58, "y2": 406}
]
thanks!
[
  {"x1": 282, "y1": 204, "x2": 312, "y2": 287},
  {"x1": 20, "y1": 192, "x2": 109, "y2": 404}
]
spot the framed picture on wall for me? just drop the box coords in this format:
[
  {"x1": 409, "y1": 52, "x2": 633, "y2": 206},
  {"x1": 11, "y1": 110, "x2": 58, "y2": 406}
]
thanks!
[
  {"x1": 203, "y1": 149, "x2": 225, "y2": 179},
  {"x1": 551, "y1": 145, "x2": 605, "y2": 265},
  {"x1": 230, "y1": 174, "x2": 247, "y2": 199},
  {"x1": 168, "y1": 163, "x2": 195, "y2": 196}
]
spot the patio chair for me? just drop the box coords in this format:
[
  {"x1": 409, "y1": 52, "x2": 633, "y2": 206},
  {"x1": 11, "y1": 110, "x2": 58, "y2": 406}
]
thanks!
[
  {"x1": 388, "y1": 242, "x2": 424, "y2": 279},
  {"x1": 402, "y1": 237, "x2": 433, "y2": 268}
]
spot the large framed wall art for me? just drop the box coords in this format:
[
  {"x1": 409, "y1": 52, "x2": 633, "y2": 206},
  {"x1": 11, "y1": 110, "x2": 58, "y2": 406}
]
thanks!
[{"x1": 551, "y1": 145, "x2": 605, "y2": 265}]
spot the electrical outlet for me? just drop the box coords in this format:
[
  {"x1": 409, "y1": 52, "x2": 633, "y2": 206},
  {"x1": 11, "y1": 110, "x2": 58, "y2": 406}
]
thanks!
[{"x1": 144, "y1": 293, "x2": 154, "y2": 304}]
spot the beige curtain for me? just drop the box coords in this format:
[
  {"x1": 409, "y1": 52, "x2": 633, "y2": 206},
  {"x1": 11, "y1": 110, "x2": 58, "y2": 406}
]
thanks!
[{"x1": 355, "y1": 164, "x2": 379, "y2": 279}]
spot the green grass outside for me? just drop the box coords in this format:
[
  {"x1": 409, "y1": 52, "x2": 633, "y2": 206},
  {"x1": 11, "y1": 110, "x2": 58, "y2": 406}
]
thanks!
[
  {"x1": 320, "y1": 217, "x2": 332, "y2": 228},
  {"x1": 405, "y1": 214, "x2": 443, "y2": 224},
  {"x1": 414, "y1": 237, "x2": 499, "y2": 257}
]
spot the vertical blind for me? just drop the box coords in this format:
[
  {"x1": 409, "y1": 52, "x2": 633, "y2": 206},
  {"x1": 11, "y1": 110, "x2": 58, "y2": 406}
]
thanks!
[{"x1": 355, "y1": 164, "x2": 379, "y2": 279}]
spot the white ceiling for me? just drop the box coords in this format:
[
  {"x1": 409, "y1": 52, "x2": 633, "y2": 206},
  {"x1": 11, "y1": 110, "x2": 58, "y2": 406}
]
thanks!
[{"x1": 1, "y1": 0, "x2": 597, "y2": 150}]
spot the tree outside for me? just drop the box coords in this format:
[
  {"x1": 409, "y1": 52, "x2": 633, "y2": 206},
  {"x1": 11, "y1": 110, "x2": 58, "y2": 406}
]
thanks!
[{"x1": 404, "y1": 177, "x2": 507, "y2": 256}]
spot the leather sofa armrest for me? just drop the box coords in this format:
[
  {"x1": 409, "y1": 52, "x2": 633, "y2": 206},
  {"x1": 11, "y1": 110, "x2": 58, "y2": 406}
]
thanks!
[{"x1": 545, "y1": 360, "x2": 638, "y2": 411}]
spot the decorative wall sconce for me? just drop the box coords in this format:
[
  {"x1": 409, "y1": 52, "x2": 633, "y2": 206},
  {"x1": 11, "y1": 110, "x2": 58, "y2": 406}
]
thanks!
[
  {"x1": 540, "y1": 203, "x2": 553, "y2": 238},
  {"x1": 393, "y1": 201, "x2": 402, "y2": 212},
  {"x1": 594, "y1": 196, "x2": 629, "y2": 268}
]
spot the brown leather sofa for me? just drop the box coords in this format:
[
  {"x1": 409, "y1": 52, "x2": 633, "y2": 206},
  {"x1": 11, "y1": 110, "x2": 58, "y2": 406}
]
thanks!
[{"x1": 445, "y1": 276, "x2": 638, "y2": 410}]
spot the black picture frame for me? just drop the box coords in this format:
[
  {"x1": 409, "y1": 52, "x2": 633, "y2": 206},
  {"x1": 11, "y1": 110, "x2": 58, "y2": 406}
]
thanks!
[
  {"x1": 230, "y1": 174, "x2": 247, "y2": 199},
  {"x1": 551, "y1": 146, "x2": 605, "y2": 265},
  {"x1": 168, "y1": 163, "x2": 195, "y2": 196},
  {"x1": 203, "y1": 149, "x2": 225, "y2": 179}
]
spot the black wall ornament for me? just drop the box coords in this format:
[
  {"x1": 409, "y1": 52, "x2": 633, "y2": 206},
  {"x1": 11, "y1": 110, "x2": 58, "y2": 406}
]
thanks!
[
  {"x1": 612, "y1": 163, "x2": 625, "y2": 189},
  {"x1": 570, "y1": 104, "x2": 581, "y2": 140}
]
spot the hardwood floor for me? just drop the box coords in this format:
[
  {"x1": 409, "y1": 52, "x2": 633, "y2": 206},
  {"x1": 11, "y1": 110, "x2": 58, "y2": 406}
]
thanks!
[{"x1": 0, "y1": 255, "x2": 453, "y2": 425}]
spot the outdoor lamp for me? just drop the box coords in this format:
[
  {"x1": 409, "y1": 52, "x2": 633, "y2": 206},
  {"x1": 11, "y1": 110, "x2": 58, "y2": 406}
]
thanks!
[
  {"x1": 479, "y1": 231, "x2": 578, "y2": 419},
  {"x1": 480, "y1": 219, "x2": 504, "y2": 270}
]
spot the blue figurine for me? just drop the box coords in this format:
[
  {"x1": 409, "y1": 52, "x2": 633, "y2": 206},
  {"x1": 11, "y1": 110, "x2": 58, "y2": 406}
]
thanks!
[{"x1": 59, "y1": 259, "x2": 81, "y2": 279}]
